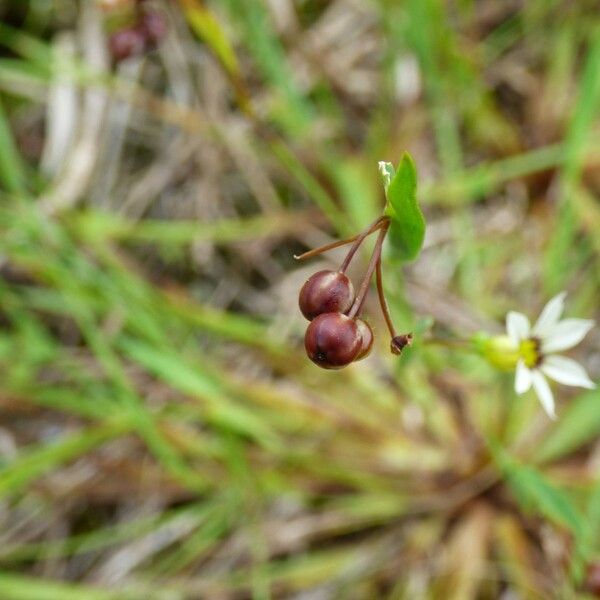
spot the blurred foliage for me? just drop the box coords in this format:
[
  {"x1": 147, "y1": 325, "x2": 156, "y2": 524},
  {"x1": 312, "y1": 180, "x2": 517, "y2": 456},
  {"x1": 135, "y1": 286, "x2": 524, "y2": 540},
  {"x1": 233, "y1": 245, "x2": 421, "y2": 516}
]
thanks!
[{"x1": 0, "y1": 0, "x2": 599, "y2": 598}]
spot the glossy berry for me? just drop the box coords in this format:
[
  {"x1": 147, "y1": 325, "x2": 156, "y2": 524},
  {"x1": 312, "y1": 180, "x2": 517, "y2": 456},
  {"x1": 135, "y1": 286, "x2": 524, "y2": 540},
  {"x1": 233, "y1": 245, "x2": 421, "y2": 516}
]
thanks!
[
  {"x1": 299, "y1": 270, "x2": 355, "y2": 321},
  {"x1": 109, "y1": 28, "x2": 146, "y2": 61},
  {"x1": 304, "y1": 313, "x2": 361, "y2": 369},
  {"x1": 355, "y1": 319, "x2": 374, "y2": 360}
]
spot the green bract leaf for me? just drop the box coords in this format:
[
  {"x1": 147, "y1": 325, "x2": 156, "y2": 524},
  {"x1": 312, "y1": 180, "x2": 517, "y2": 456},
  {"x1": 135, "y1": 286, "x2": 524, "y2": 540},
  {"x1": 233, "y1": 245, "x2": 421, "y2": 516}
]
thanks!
[{"x1": 381, "y1": 153, "x2": 425, "y2": 262}]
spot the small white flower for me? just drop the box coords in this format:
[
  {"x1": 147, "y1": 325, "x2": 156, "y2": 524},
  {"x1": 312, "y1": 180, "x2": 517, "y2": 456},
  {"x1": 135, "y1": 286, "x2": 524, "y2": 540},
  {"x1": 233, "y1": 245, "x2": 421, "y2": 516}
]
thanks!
[{"x1": 506, "y1": 292, "x2": 595, "y2": 419}]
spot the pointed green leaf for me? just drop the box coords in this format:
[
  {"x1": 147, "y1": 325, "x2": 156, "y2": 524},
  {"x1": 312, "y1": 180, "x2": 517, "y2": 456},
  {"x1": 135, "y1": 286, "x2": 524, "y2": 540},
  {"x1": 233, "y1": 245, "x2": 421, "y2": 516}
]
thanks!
[
  {"x1": 0, "y1": 97, "x2": 27, "y2": 195},
  {"x1": 181, "y1": 0, "x2": 240, "y2": 77},
  {"x1": 491, "y1": 444, "x2": 584, "y2": 537},
  {"x1": 382, "y1": 153, "x2": 425, "y2": 261},
  {"x1": 534, "y1": 389, "x2": 600, "y2": 463}
]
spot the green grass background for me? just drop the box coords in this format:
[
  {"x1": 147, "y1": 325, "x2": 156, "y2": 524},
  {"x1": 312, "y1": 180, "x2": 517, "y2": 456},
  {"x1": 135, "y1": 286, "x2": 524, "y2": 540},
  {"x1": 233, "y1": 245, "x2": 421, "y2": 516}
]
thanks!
[{"x1": 0, "y1": 1, "x2": 599, "y2": 598}]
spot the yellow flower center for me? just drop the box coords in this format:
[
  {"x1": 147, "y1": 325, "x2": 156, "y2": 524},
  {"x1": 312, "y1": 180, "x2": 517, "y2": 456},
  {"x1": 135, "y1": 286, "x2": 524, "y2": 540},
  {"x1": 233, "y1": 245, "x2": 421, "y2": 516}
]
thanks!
[{"x1": 519, "y1": 338, "x2": 541, "y2": 368}]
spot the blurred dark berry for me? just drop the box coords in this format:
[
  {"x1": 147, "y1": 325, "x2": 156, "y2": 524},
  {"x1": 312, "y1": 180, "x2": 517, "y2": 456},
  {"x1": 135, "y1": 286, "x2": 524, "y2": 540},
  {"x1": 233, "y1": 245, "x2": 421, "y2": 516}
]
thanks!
[
  {"x1": 109, "y1": 27, "x2": 146, "y2": 61},
  {"x1": 585, "y1": 562, "x2": 600, "y2": 596},
  {"x1": 355, "y1": 319, "x2": 373, "y2": 360},
  {"x1": 304, "y1": 313, "x2": 362, "y2": 369},
  {"x1": 140, "y1": 10, "x2": 167, "y2": 44},
  {"x1": 299, "y1": 270, "x2": 355, "y2": 321}
]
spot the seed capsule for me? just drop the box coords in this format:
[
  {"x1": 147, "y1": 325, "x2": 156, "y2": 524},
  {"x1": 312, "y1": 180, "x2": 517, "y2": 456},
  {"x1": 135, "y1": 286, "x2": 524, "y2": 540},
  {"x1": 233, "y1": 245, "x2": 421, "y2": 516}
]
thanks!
[
  {"x1": 304, "y1": 313, "x2": 361, "y2": 369},
  {"x1": 299, "y1": 270, "x2": 354, "y2": 321},
  {"x1": 390, "y1": 333, "x2": 413, "y2": 355},
  {"x1": 355, "y1": 319, "x2": 374, "y2": 360}
]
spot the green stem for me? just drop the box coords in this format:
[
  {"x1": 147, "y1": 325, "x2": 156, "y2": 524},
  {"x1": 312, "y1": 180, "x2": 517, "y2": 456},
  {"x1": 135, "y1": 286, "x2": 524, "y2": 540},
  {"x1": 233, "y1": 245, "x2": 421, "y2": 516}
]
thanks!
[{"x1": 423, "y1": 338, "x2": 470, "y2": 350}]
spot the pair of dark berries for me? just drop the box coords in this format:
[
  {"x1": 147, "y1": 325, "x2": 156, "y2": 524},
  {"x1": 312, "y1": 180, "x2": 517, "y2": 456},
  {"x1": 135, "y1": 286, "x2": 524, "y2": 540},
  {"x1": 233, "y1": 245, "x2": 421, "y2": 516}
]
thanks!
[
  {"x1": 108, "y1": 5, "x2": 167, "y2": 62},
  {"x1": 297, "y1": 216, "x2": 412, "y2": 369}
]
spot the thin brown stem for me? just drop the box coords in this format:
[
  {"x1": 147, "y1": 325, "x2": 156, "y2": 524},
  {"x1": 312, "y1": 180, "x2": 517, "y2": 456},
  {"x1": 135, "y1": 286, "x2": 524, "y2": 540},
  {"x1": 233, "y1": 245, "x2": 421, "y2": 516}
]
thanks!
[
  {"x1": 375, "y1": 255, "x2": 397, "y2": 338},
  {"x1": 293, "y1": 217, "x2": 386, "y2": 262},
  {"x1": 294, "y1": 234, "x2": 360, "y2": 261},
  {"x1": 348, "y1": 222, "x2": 389, "y2": 319},
  {"x1": 339, "y1": 216, "x2": 388, "y2": 274}
]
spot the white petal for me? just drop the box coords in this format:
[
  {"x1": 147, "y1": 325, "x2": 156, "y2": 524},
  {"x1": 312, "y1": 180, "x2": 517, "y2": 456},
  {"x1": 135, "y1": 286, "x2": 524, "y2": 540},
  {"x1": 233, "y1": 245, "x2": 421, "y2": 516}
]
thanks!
[
  {"x1": 541, "y1": 355, "x2": 596, "y2": 389},
  {"x1": 506, "y1": 311, "x2": 531, "y2": 345},
  {"x1": 531, "y1": 371, "x2": 556, "y2": 420},
  {"x1": 515, "y1": 360, "x2": 533, "y2": 394},
  {"x1": 541, "y1": 319, "x2": 595, "y2": 353},
  {"x1": 532, "y1": 291, "x2": 567, "y2": 337}
]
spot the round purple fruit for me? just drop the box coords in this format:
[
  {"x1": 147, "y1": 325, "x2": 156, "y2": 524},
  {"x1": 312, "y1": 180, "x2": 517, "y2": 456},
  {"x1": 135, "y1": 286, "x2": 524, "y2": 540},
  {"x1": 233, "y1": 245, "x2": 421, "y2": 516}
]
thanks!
[
  {"x1": 304, "y1": 313, "x2": 362, "y2": 369},
  {"x1": 299, "y1": 270, "x2": 354, "y2": 321}
]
